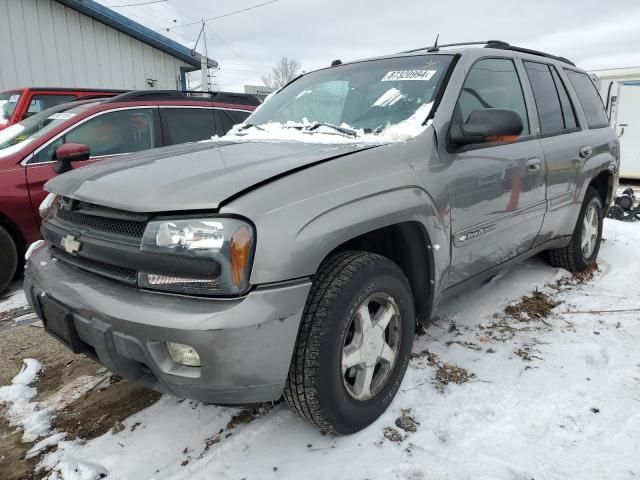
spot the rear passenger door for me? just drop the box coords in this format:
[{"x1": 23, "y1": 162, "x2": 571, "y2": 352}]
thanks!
[
  {"x1": 160, "y1": 107, "x2": 217, "y2": 146},
  {"x1": 445, "y1": 57, "x2": 547, "y2": 285},
  {"x1": 522, "y1": 62, "x2": 592, "y2": 245}
]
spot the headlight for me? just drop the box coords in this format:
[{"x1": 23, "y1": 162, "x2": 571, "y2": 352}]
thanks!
[
  {"x1": 140, "y1": 217, "x2": 255, "y2": 296},
  {"x1": 39, "y1": 193, "x2": 60, "y2": 222}
]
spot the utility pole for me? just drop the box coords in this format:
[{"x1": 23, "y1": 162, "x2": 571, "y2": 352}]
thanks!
[
  {"x1": 193, "y1": 19, "x2": 209, "y2": 92},
  {"x1": 201, "y1": 19, "x2": 208, "y2": 92}
]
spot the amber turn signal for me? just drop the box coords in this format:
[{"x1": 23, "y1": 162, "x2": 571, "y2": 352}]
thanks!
[{"x1": 230, "y1": 225, "x2": 253, "y2": 288}]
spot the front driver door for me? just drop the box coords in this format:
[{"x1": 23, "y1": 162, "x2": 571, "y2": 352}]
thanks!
[
  {"x1": 442, "y1": 57, "x2": 546, "y2": 286},
  {"x1": 25, "y1": 107, "x2": 161, "y2": 216}
]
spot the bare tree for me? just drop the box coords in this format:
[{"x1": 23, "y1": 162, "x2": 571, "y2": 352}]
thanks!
[{"x1": 261, "y1": 57, "x2": 302, "y2": 89}]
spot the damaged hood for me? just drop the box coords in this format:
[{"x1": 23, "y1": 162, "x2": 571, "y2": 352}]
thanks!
[{"x1": 45, "y1": 140, "x2": 384, "y2": 212}]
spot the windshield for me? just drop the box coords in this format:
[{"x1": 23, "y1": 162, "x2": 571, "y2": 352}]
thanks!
[
  {"x1": 0, "y1": 91, "x2": 21, "y2": 125},
  {"x1": 241, "y1": 55, "x2": 453, "y2": 142},
  {"x1": 0, "y1": 103, "x2": 90, "y2": 155}
]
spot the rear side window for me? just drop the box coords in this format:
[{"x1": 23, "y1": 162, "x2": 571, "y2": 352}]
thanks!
[
  {"x1": 564, "y1": 70, "x2": 609, "y2": 129},
  {"x1": 455, "y1": 58, "x2": 529, "y2": 134},
  {"x1": 524, "y1": 62, "x2": 577, "y2": 134},
  {"x1": 161, "y1": 108, "x2": 216, "y2": 145},
  {"x1": 524, "y1": 62, "x2": 564, "y2": 133},
  {"x1": 218, "y1": 109, "x2": 251, "y2": 135},
  {"x1": 25, "y1": 94, "x2": 77, "y2": 119},
  {"x1": 550, "y1": 66, "x2": 577, "y2": 130}
]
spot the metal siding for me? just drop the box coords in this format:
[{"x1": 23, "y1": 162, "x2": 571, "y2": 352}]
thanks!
[
  {"x1": 0, "y1": 0, "x2": 19, "y2": 88},
  {"x1": 36, "y1": 0, "x2": 62, "y2": 85},
  {"x1": 6, "y1": 0, "x2": 34, "y2": 85},
  {"x1": 0, "y1": 0, "x2": 192, "y2": 91}
]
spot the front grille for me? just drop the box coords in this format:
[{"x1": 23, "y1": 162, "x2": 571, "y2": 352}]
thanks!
[
  {"x1": 52, "y1": 248, "x2": 137, "y2": 284},
  {"x1": 56, "y1": 206, "x2": 147, "y2": 239}
]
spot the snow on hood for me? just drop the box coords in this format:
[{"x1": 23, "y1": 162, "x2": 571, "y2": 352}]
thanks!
[{"x1": 217, "y1": 101, "x2": 434, "y2": 145}]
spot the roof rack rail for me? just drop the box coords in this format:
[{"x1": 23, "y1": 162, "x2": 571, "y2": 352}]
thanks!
[
  {"x1": 399, "y1": 40, "x2": 509, "y2": 54},
  {"x1": 398, "y1": 40, "x2": 575, "y2": 66},
  {"x1": 106, "y1": 90, "x2": 261, "y2": 106},
  {"x1": 484, "y1": 43, "x2": 576, "y2": 66}
]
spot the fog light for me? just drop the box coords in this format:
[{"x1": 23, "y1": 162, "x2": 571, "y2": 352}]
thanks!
[{"x1": 166, "y1": 342, "x2": 201, "y2": 367}]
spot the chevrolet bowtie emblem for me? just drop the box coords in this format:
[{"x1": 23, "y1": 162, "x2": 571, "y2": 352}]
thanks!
[{"x1": 61, "y1": 235, "x2": 81, "y2": 254}]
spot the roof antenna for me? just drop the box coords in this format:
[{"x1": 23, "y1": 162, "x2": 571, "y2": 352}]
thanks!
[{"x1": 427, "y1": 34, "x2": 440, "y2": 52}]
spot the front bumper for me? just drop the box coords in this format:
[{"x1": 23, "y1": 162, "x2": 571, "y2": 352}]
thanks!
[{"x1": 24, "y1": 245, "x2": 311, "y2": 404}]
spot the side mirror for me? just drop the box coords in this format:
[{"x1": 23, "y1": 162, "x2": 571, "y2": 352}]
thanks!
[
  {"x1": 450, "y1": 108, "x2": 524, "y2": 146},
  {"x1": 53, "y1": 143, "x2": 90, "y2": 174}
]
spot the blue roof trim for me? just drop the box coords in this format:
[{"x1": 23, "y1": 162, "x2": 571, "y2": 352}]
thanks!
[{"x1": 55, "y1": 0, "x2": 217, "y2": 69}]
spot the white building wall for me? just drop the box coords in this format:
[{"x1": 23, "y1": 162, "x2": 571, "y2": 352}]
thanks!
[{"x1": 0, "y1": 0, "x2": 191, "y2": 90}]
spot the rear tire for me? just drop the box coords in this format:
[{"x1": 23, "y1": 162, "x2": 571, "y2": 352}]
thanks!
[
  {"x1": 548, "y1": 187, "x2": 603, "y2": 272},
  {"x1": 284, "y1": 251, "x2": 415, "y2": 435},
  {"x1": 0, "y1": 226, "x2": 18, "y2": 292}
]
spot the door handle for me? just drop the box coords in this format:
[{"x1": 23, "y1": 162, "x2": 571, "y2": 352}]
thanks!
[
  {"x1": 526, "y1": 158, "x2": 541, "y2": 172},
  {"x1": 579, "y1": 146, "x2": 593, "y2": 159}
]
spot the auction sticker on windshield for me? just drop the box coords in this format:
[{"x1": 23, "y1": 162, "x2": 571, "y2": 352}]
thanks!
[
  {"x1": 382, "y1": 70, "x2": 437, "y2": 81},
  {"x1": 9, "y1": 95, "x2": 20, "y2": 102}
]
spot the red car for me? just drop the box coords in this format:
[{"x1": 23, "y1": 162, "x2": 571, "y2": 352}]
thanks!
[
  {"x1": 0, "y1": 90, "x2": 259, "y2": 290},
  {"x1": 0, "y1": 87, "x2": 125, "y2": 131}
]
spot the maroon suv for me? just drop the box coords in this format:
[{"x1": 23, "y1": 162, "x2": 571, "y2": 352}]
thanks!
[{"x1": 0, "y1": 90, "x2": 259, "y2": 290}]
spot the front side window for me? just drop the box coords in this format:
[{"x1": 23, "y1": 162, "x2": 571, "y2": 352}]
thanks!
[
  {"x1": 0, "y1": 103, "x2": 88, "y2": 159},
  {"x1": 25, "y1": 94, "x2": 77, "y2": 119},
  {"x1": 0, "y1": 91, "x2": 22, "y2": 125},
  {"x1": 246, "y1": 55, "x2": 453, "y2": 137},
  {"x1": 33, "y1": 108, "x2": 158, "y2": 163},
  {"x1": 564, "y1": 69, "x2": 609, "y2": 129},
  {"x1": 66, "y1": 109, "x2": 157, "y2": 157},
  {"x1": 455, "y1": 58, "x2": 529, "y2": 134}
]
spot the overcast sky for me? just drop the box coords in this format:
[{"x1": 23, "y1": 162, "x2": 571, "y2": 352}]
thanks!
[{"x1": 100, "y1": 0, "x2": 640, "y2": 92}]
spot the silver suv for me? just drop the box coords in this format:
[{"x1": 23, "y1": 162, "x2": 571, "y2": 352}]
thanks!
[{"x1": 24, "y1": 41, "x2": 619, "y2": 434}]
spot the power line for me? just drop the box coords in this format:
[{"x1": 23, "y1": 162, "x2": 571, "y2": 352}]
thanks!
[
  {"x1": 109, "y1": 0, "x2": 168, "y2": 7},
  {"x1": 206, "y1": 29, "x2": 268, "y2": 78},
  {"x1": 159, "y1": 0, "x2": 280, "y2": 31}
]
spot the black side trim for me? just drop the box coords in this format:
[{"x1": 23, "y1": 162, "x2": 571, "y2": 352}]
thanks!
[
  {"x1": 439, "y1": 237, "x2": 571, "y2": 302},
  {"x1": 217, "y1": 144, "x2": 385, "y2": 209}
]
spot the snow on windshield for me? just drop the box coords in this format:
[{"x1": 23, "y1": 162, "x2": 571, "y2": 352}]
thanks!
[
  {"x1": 218, "y1": 101, "x2": 434, "y2": 145},
  {"x1": 371, "y1": 87, "x2": 407, "y2": 107}
]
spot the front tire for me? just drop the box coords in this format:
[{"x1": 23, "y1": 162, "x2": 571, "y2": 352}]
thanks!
[
  {"x1": 284, "y1": 251, "x2": 415, "y2": 434},
  {"x1": 0, "y1": 226, "x2": 18, "y2": 293},
  {"x1": 548, "y1": 187, "x2": 603, "y2": 272}
]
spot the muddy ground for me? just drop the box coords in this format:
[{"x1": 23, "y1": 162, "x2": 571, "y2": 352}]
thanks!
[{"x1": 0, "y1": 324, "x2": 159, "y2": 480}]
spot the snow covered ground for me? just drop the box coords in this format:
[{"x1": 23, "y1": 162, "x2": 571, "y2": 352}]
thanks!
[{"x1": 1, "y1": 219, "x2": 639, "y2": 480}]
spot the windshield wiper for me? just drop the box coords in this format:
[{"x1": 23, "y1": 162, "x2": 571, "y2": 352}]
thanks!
[
  {"x1": 305, "y1": 123, "x2": 358, "y2": 137},
  {"x1": 237, "y1": 123, "x2": 265, "y2": 132}
]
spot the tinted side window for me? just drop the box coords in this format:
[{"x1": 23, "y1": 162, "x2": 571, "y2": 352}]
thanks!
[
  {"x1": 550, "y1": 66, "x2": 577, "y2": 130},
  {"x1": 66, "y1": 109, "x2": 157, "y2": 157},
  {"x1": 224, "y1": 109, "x2": 251, "y2": 125},
  {"x1": 524, "y1": 62, "x2": 564, "y2": 134},
  {"x1": 218, "y1": 110, "x2": 251, "y2": 135},
  {"x1": 564, "y1": 70, "x2": 609, "y2": 129},
  {"x1": 456, "y1": 58, "x2": 529, "y2": 134},
  {"x1": 25, "y1": 94, "x2": 77, "y2": 119},
  {"x1": 162, "y1": 108, "x2": 216, "y2": 145}
]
